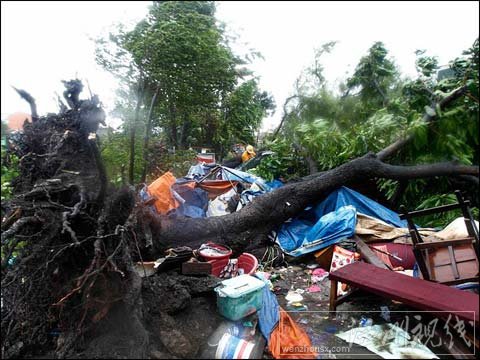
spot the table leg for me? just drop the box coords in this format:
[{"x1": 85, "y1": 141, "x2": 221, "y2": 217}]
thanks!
[{"x1": 329, "y1": 279, "x2": 338, "y2": 312}]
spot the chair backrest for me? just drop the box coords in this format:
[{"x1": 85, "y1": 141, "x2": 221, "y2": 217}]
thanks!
[{"x1": 399, "y1": 191, "x2": 479, "y2": 284}]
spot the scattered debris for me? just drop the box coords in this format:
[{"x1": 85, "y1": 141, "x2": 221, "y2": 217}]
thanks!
[
  {"x1": 336, "y1": 324, "x2": 439, "y2": 359},
  {"x1": 380, "y1": 306, "x2": 391, "y2": 322},
  {"x1": 285, "y1": 290, "x2": 304, "y2": 304},
  {"x1": 307, "y1": 284, "x2": 321, "y2": 293}
]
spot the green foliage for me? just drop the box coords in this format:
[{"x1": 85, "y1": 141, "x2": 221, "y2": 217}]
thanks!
[
  {"x1": 217, "y1": 79, "x2": 275, "y2": 153},
  {"x1": 120, "y1": 0, "x2": 240, "y2": 149},
  {"x1": 402, "y1": 39, "x2": 479, "y2": 166},
  {"x1": 414, "y1": 193, "x2": 461, "y2": 228},
  {"x1": 1, "y1": 146, "x2": 19, "y2": 201},
  {"x1": 95, "y1": 1, "x2": 275, "y2": 182},
  {"x1": 377, "y1": 179, "x2": 399, "y2": 200},
  {"x1": 149, "y1": 149, "x2": 198, "y2": 180},
  {"x1": 1, "y1": 129, "x2": 23, "y2": 261},
  {"x1": 296, "y1": 41, "x2": 337, "y2": 95},
  {"x1": 414, "y1": 50, "x2": 439, "y2": 77},
  {"x1": 294, "y1": 109, "x2": 408, "y2": 171},
  {"x1": 1, "y1": 123, "x2": 19, "y2": 202},
  {"x1": 250, "y1": 139, "x2": 308, "y2": 182},
  {"x1": 269, "y1": 39, "x2": 478, "y2": 228},
  {"x1": 346, "y1": 41, "x2": 398, "y2": 117},
  {"x1": 100, "y1": 128, "x2": 144, "y2": 185}
]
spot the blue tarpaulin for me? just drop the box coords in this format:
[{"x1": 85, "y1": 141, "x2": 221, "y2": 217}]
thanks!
[
  {"x1": 170, "y1": 181, "x2": 209, "y2": 218},
  {"x1": 257, "y1": 284, "x2": 280, "y2": 344},
  {"x1": 186, "y1": 164, "x2": 207, "y2": 179},
  {"x1": 265, "y1": 179, "x2": 284, "y2": 190},
  {"x1": 277, "y1": 186, "x2": 407, "y2": 257},
  {"x1": 278, "y1": 205, "x2": 357, "y2": 257},
  {"x1": 315, "y1": 186, "x2": 407, "y2": 228},
  {"x1": 221, "y1": 167, "x2": 272, "y2": 191}
]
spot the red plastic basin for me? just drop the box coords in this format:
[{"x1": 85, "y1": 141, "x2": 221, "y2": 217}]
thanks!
[
  {"x1": 198, "y1": 242, "x2": 232, "y2": 261},
  {"x1": 209, "y1": 252, "x2": 258, "y2": 277}
]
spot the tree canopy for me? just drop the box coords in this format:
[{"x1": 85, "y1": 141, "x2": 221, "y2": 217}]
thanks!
[
  {"x1": 259, "y1": 39, "x2": 479, "y2": 226},
  {"x1": 95, "y1": 1, "x2": 274, "y2": 183}
]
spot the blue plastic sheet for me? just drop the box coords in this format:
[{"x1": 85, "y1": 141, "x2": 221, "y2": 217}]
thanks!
[
  {"x1": 139, "y1": 185, "x2": 158, "y2": 214},
  {"x1": 265, "y1": 179, "x2": 284, "y2": 190},
  {"x1": 220, "y1": 172, "x2": 281, "y2": 211},
  {"x1": 186, "y1": 164, "x2": 207, "y2": 179},
  {"x1": 278, "y1": 206, "x2": 357, "y2": 257},
  {"x1": 277, "y1": 186, "x2": 407, "y2": 257},
  {"x1": 256, "y1": 281, "x2": 280, "y2": 343},
  {"x1": 170, "y1": 182, "x2": 209, "y2": 218},
  {"x1": 221, "y1": 167, "x2": 271, "y2": 191},
  {"x1": 315, "y1": 186, "x2": 407, "y2": 228},
  {"x1": 175, "y1": 203, "x2": 206, "y2": 218},
  {"x1": 236, "y1": 189, "x2": 265, "y2": 210}
]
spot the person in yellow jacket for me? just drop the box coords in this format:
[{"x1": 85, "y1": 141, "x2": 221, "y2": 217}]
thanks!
[{"x1": 241, "y1": 144, "x2": 256, "y2": 163}]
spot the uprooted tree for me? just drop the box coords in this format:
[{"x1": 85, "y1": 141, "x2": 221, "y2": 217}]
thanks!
[{"x1": 1, "y1": 80, "x2": 478, "y2": 358}]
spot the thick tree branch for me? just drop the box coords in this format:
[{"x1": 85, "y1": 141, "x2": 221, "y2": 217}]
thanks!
[
  {"x1": 376, "y1": 85, "x2": 467, "y2": 161},
  {"x1": 12, "y1": 86, "x2": 38, "y2": 121},
  {"x1": 272, "y1": 95, "x2": 298, "y2": 138},
  {"x1": 141, "y1": 84, "x2": 161, "y2": 183}
]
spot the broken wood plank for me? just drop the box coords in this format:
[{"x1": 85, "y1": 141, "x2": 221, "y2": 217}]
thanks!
[
  {"x1": 353, "y1": 235, "x2": 390, "y2": 270},
  {"x1": 181, "y1": 261, "x2": 212, "y2": 276},
  {"x1": 415, "y1": 237, "x2": 474, "y2": 249}
]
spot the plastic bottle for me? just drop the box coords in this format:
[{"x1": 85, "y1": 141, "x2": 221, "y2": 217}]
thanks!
[
  {"x1": 200, "y1": 319, "x2": 266, "y2": 359},
  {"x1": 359, "y1": 316, "x2": 373, "y2": 327}
]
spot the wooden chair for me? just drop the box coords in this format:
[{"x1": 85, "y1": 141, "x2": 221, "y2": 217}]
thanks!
[{"x1": 399, "y1": 190, "x2": 479, "y2": 285}]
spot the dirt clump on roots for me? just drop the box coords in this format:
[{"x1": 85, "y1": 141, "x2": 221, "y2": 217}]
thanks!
[{"x1": 1, "y1": 81, "x2": 223, "y2": 359}]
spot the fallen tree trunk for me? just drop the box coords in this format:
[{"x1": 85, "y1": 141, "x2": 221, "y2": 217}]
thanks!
[{"x1": 153, "y1": 154, "x2": 478, "y2": 250}]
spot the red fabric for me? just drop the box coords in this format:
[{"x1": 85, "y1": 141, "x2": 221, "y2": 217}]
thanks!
[
  {"x1": 197, "y1": 154, "x2": 215, "y2": 163},
  {"x1": 369, "y1": 243, "x2": 415, "y2": 269},
  {"x1": 197, "y1": 180, "x2": 238, "y2": 197}
]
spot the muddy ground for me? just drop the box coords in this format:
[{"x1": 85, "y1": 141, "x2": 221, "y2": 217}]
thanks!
[
  {"x1": 23, "y1": 258, "x2": 473, "y2": 359},
  {"x1": 142, "y1": 259, "x2": 475, "y2": 359},
  {"x1": 268, "y1": 259, "x2": 475, "y2": 359},
  {"x1": 130, "y1": 262, "x2": 454, "y2": 359}
]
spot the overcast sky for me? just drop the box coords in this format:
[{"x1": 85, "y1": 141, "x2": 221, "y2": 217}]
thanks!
[{"x1": 1, "y1": 1, "x2": 479, "y2": 131}]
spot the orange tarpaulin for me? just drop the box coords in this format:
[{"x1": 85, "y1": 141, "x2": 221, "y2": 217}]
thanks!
[
  {"x1": 147, "y1": 171, "x2": 179, "y2": 214},
  {"x1": 197, "y1": 180, "x2": 238, "y2": 198},
  {"x1": 269, "y1": 308, "x2": 317, "y2": 359}
]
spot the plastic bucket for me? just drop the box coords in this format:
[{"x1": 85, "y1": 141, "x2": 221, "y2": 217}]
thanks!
[
  {"x1": 215, "y1": 333, "x2": 255, "y2": 359},
  {"x1": 237, "y1": 253, "x2": 258, "y2": 275},
  {"x1": 209, "y1": 253, "x2": 258, "y2": 277},
  {"x1": 199, "y1": 242, "x2": 232, "y2": 261},
  {"x1": 210, "y1": 258, "x2": 230, "y2": 277}
]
